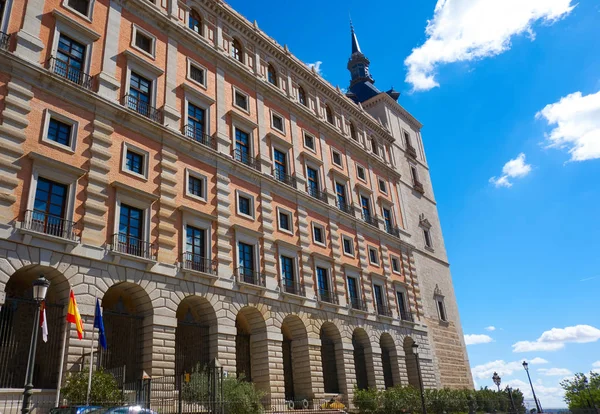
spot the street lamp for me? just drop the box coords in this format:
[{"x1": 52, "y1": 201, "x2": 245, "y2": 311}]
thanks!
[
  {"x1": 506, "y1": 386, "x2": 517, "y2": 414},
  {"x1": 412, "y1": 342, "x2": 427, "y2": 414},
  {"x1": 523, "y1": 361, "x2": 542, "y2": 413},
  {"x1": 21, "y1": 275, "x2": 50, "y2": 414},
  {"x1": 492, "y1": 372, "x2": 502, "y2": 391},
  {"x1": 583, "y1": 376, "x2": 597, "y2": 411}
]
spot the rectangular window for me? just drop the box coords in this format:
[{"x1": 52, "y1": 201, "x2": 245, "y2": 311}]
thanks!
[
  {"x1": 391, "y1": 257, "x2": 400, "y2": 273},
  {"x1": 383, "y1": 208, "x2": 392, "y2": 230},
  {"x1": 360, "y1": 195, "x2": 371, "y2": 219},
  {"x1": 332, "y1": 150, "x2": 342, "y2": 167},
  {"x1": 118, "y1": 204, "x2": 144, "y2": 256},
  {"x1": 189, "y1": 64, "x2": 205, "y2": 85},
  {"x1": 404, "y1": 131, "x2": 412, "y2": 148},
  {"x1": 374, "y1": 284, "x2": 385, "y2": 308},
  {"x1": 317, "y1": 267, "x2": 333, "y2": 302},
  {"x1": 368, "y1": 247, "x2": 379, "y2": 266},
  {"x1": 348, "y1": 276, "x2": 359, "y2": 302},
  {"x1": 235, "y1": 128, "x2": 250, "y2": 163},
  {"x1": 271, "y1": 113, "x2": 284, "y2": 133},
  {"x1": 397, "y1": 291, "x2": 407, "y2": 313},
  {"x1": 342, "y1": 236, "x2": 354, "y2": 256},
  {"x1": 187, "y1": 102, "x2": 206, "y2": 138},
  {"x1": 186, "y1": 225, "x2": 206, "y2": 259},
  {"x1": 188, "y1": 175, "x2": 204, "y2": 199},
  {"x1": 281, "y1": 255, "x2": 297, "y2": 294},
  {"x1": 66, "y1": 0, "x2": 91, "y2": 16},
  {"x1": 55, "y1": 34, "x2": 86, "y2": 84},
  {"x1": 278, "y1": 210, "x2": 292, "y2": 232},
  {"x1": 128, "y1": 72, "x2": 152, "y2": 116},
  {"x1": 378, "y1": 179, "x2": 387, "y2": 194},
  {"x1": 335, "y1": 182, "x2": 347, "y2": 207},
  {"x1": 134, "y1": 29, "x2": 153, "y2": 54},
  {"x1": 424, "y1": 229, "x2": 432, "y2": 248},
  {"x1": 437, "y1": 299, "x2": 447, "y2": 321},
  {"x1": 411, "y1": 165, "x2": 419, "y2": 183},
  {"x1": 313, "y1": 223, "x2": 324, "y2": 245},
  {"x1": 234, "y1": 90, "x2": 249, "y2": 111},
  {"x1": 356, "y1": 165, "x2": 366, "y2": 181},
  {"x1": 238, "y1": 241, "x2": 255, "y2": 282},
  {"x1": 47, "y1": 118, "x2": 72, "y2": 147},
  {"x1": 304, "y1": 133, "x2": 315, "y2": 150},
  {"x1": 306, "y1": 166, "x2": 319, "y2": 194},
  {"x1": 32, "y1": 178, "x2": 68, "y2": 237},
  {"x1": 238, "y1": 194, "x2": 252, "y2": 217},
  {"x1": 125, "y1": 149, "x2": 144, "y2": 175},
  {"x1": 273, "y1": 149, "x2": 287, "y2": 181}
]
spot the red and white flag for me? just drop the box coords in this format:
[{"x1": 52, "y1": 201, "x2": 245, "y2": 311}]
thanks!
[{"x1": 40, "y1": 301, "x2": 48, "y2": 343}]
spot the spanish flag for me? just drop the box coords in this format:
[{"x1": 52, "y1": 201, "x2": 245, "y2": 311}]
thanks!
[{"x1": 66, "y1": 290, "x2": 84, "y2": 339}]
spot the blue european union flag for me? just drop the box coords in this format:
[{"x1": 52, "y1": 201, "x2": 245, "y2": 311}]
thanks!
[{"x1": 94, "y1": 299, "x2": 107, "y2": 349}]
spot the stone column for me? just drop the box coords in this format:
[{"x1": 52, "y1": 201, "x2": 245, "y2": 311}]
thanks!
[
  {"x1": 256, "y1": 93, "x2": 271, "y2": 174},
  {"x1": 369, "y1": 347, "x2": 385, "y2": 390},
  {"x1": 328, "y1": 218, "x2": 347, "y2": 307},
  {"x1": 251, "y1": 331, "x2": 282, "y2": 400},
  {"x1": 289, "y1": 115, "x2": 306, "y2": 191},
  {"x1": 163, "y1": 38, "x2": 181, "y2": 130},
  {"x1": 355, "y1": 233, "x2": 373, "y2": 312},
  {"x1": 343, "y1": 150, "x2": 360, "y2": 219},
  {"x1": 319, "y1": 134, "x2": 334, "y2": 204},
  {"x1": 98, "y1": 0, "x2": 122, "y2": 100},
  {"x1": 306, "y1": 336, "x2": 324, "y2": 398},
  {"x1": 215, "y1": 172, "x2": 233, "y2": 278},
  {"x1": 215, "y1": 321, "x2": 237, "y2": 376},
  {"x1": 260, "y1": 186, "x2": 278, "y2": 290},
  {"x1": 215, "y1": 66, "x2": 230, "y2": 154},
  {"x1": 156, "y1": 145, "x2": 179, "y2": 264},
  {"x1": 339, "y1": 340, "x2": 356, "y2": 405},
  {"x1": 14, "y1": 0, "x2": 45, "y2": 62},
  {"x1": 149, "y1": 319, "x2": 177, "y2": 377},
  {"x1": 297, "y1": 205, "x2": 315, "y2": 300}
]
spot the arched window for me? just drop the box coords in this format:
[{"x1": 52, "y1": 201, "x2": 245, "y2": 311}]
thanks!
[
  {"x1": 231, "y1": 38, "x2": 243, "y2": 63},
  {"x1": 349, "y1": 122, "x2": 357, "y2": 140},
  {"x1": 188, "y1": 10, "x2": 202, "y2": 35},
  {"x1": 325, "y1": 105, "x2": 334, "y2": 125},
  {"x1": 298, "y1": 86, "x2": 307, "y2": 106},
  {"x1": 371, "y1": 137, "x2": 379, "y2": 156},
  {"x1": 267, "y1": 64, "x2": 277, "y2": 86}
]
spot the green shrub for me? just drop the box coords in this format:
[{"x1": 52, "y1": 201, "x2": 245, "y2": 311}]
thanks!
[
  {"x1": 354, "y1": 388, "x2": 382, "y2": 413},
  {"x1": 222, "y1": 376, "x2": 265, "y2": 414},
  {"x1": 61, "y1": 368, "x2": 122, "y2": 405}
]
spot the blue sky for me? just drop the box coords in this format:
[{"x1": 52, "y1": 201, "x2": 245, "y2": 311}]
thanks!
[{"x1": 226, "y1": 0, "x2": 600, "y2": 407}]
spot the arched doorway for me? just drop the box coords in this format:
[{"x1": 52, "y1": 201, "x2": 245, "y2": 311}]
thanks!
[
  {"x1": 380, "y1": 333, "x2": 399, "y2": 389},
  {"x1": 99, "y1": 282, "x2": 152, "y2": 383},
  {"x1": 235, "y1": 307, "x2": 270, "y2": 392},
  {"x1": 0, "y1": 265, "x2": 69, "y2": 389},
  {"x1": 320, "y1": 322, "x2": 343, "y2": 394},
  {"x1": 281, "y1": 315, "x2": 311, "y2": 401},
  {"x1": 175, "y1": 296, "x2": 217, "y2": 377},
  {"x1": 403, "y1": 337, "x2": 420, "y2": 388},
  {"x1": 352, "y1": 328, "x2": 372, "y2": 391}
]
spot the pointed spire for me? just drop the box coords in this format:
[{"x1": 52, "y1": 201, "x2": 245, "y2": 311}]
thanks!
[{"x1": 350, "y1": 19, "x2": 361, "y2": 55}]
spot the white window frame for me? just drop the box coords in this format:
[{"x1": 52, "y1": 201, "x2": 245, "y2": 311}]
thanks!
[
  {"x1": 311, "y1": 222, "x2": 326, "y2": 247},
  {"x1": 121, "y1": 141, "x2": 150, "y2": 180},
  {"x1": 181, "y1": 212, "x2": 212, "y2": 263},
  {"x1": 50, "y1": 14, "x2": 96, "y2": 77},
  {"x1": 131, "y1": 24, "x2": 156, "y2": 59},
  {"x1": 41, "y1": 109, "x2": 78, "y2": 152},
  {"x1": 184, "y1": 95, "x2": 211, "y2": 136},
  {"x1": 303, "y1": 131, "x2": 317, "y2": 152},
  {"x1": 342, "y1": 234, "x2": 355, "y2": 257},
  {"x1": 304, "y1": 161, "x2": 322, "y2": 192},
  {"x1": 271, "y1": 145, "x2": 290, "y2": 175},
  {"x1": 278, "y1": 245, "x2": 301, "y2": 290},
  {"x1": 277, "y1": 207, "x2": 294, "y2": 235},
  {"x1": 62, "y1": 0, "x2": 95, "y2": 21},
  {"x1": 368, "y1": 245, "x2": 380, "y2": 266},
  {"x1": 390, "y1": 255, "x2": 401, "y2": 274},
  {"x1": 124, "y1": 58, "x2": 161, "y2": 111},
  {"x1": 356, "y1": 163, "x2": 367, "y2": 182},
  {"x1": 236, "y1": 231, "x2": 260, "y2": 274},
  {"x1": 371, "y1": 280, "x2": 387, "y2": 309},
  {"x1": 184, "y1": 168, "x2": 208, "y2": 203},
  {"x1": 26, "y1": 164, "x2": 78, "y2": 227},
  {"x1": 331, "y1": 148, "x2": 343, "y2": 168},
  {"x1": 314, "y1": 259, "x2": 334, "y2": 298},
  {"x1": 186, "y1": 57, "x2": 208, "y2": 89},
  {"x1": 232, "y1": 86, "x2": 250, "y2": 113},
  {"x1": 236, "y1": 189, "x2": 255, "y2": 220},
  {"x1": 113, "y1": 191, "x2": 152, "y2": 246},
  {"x1": 270, "y1": 110, "x2": 286, "y2": 134},
  {"x1": 378, "y1": 178, "x2": 387, "y2": 194},
  {"x1": 345, "y1": 269, "x2": 362, "y2": 304},
  {"x1": 231, "y1": 123, "x2": 254, "y2": 160}
]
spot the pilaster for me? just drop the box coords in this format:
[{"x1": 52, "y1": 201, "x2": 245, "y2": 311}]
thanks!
[
  {"x1": 215, "y1": 172, "x2": 233, "y2": 277},
  {"x1": 296, "y1": 206, "x2": 315, "y2": 300},
  {"x1": 260, "y1": 186, "x2": 278, "y2": 290},
  {"x1": 14, "y1": 0, "x2": 44, "y2": 62},
  {"x1": 290, "y1": 115, "x2": 306, "y2": 191},
  {"x1": 156, "y1": 145, "x2": 179, "y2": 264},
  {"x1": 319, "y1": 133, "x2": 334, "y2": 204},
  {"x1": 163, "y1": 38, "x2": 181, "y2": 130},
  {"x1": 215, "y1": 66, "x2": 230, "y2": 154},
  {"x1": 327, "y1": 218, "x2": 347, "y2": 307},
  {"x1": 98, "y1": 0, "x2": 122, "y2": 100}
]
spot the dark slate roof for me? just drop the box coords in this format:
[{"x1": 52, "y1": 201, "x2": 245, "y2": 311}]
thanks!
[{"x1": 347, "y1": 80, "x2": 382, "y2": 104}]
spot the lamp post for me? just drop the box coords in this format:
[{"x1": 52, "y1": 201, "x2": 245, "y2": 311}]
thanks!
[
  {"x1": 583, "y1": 376, "x2": 597, "y2": 412},
  {"x1": 522, "y1": 361, "x2": 542, "y2": 413},
  {"x1": 492, "y1": 372, "x2": 502, "y2": 391},
  {"x1": 21, "y1": 275, "x2": 50, "y2": 414},
  {"x1": 412, "y1": 342, "x2": 427, "y2": 414},
  {"x1": 506, "y1": 386, "x2": 517, "y2": 414}
]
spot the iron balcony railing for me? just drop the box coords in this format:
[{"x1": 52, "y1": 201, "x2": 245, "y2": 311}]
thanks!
[
  {"x1": 122, "y1": 93, "x2": 163, "y2": 123},
  {"x1": 111, "y1": 233, "x2": 156, "y2": 260},
  {"x1": 376, "y1": 303, "x2": 393, "y2": 318},
  {"x1": 336, "y1": 200, "x2": 354, "y2": 215},
  {"x1": 400, "y1": 309, "x2": 415, "y2": 322},
  {"x1": 307, "y1": 186, "x2": 328, "y2": 203},
  {"x1": 386, "y1": 224, "x2": 401, "y2": 238},
  {"x1": 235, "y1": 267, "x2": 266, "y2": 287},
  {"x1": 349, "y1": 296, "x2": 367, "y2": 312},
  {"x1": 362, "y1": 212, "x2": 379, "y2": 228},
  {"x1": 0, "y1": 31, "x2": 10, "y2": 51},
  {"x1": 406, "y1": 144, "x2": 418, "y2": 159},
  {"x1": 183, "y1": 124, "x2": 216, "y2": 150},
  {"x1": 22, "y1": 210, "x2": 78, "y2": 241},
  {"x1": 282, "y1": 279, "x2": 306, "y2": 297},
  {"x1": 273, "y1": 169, "x2": 297, "y2": 188},
  {"x1": 318, "y1": 288, "x2": 338, "y2": 305},
  {"x1": 413, "y1": 180, "x2": 425, "y2": 194},
  {"x1": 47, "y1": 57, "x2": 94, "y2": 90},
  {"x1": 232, "y1": 148, "x2": 262, "y2": 171},
  {"x1": 181, "y1": 252, "x2": 218, "y2": 276}
]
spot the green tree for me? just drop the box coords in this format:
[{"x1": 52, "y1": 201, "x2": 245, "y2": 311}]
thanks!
[
  {"x1": 61, "y1": 368, "x2": 122, "y2": 405},
  {"x1": 560, "y1": 372, "x2": 600, "y2": 409}
]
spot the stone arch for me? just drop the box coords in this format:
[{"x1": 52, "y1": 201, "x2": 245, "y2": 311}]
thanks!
[
  {"x1": 320, "y1": 321, "x2": 345, "y2": 395},
  {"x1": 175, "y1": 295, "x2": 218, "y2": 377},
  {"x1": 281, "y1": 314, "x2": 312, "y2": 401},
  {"x1": 403, "y1": 336, "x2": 420, "y2": 388},
  {"x1": 380, "y1": 332, "x2": 401, "y2": 388},
  {"x1": 100, "y1": 281, "x2": 153, "y2": 383},
  {"x1": 235, "y1": 306, "x2": 270, "y2": 392},
  {"x1": 0, "y1": 265, "x2": 70, "y2": 389},
  {"x1": 352, "y1": 327, "x2": 375, "y2": 390}
]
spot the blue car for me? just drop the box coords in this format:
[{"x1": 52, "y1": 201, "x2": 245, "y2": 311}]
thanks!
[
  {"x1": 86, "y1": 406, "x2": 158, "y2": 414},
  {"x1": 50, "y1": 406, "x2": 101, "y2": 414}
]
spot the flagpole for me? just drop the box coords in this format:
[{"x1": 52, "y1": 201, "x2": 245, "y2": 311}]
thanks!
[
  {"x1": 54, "y1": 324, "x2": 69, "y2": 407},
  {"x1": 86, "y1": 289, "x2": 97, "y2": 405}
]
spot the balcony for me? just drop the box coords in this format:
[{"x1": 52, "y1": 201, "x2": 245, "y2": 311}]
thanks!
[
  {"x1": 183, "y1": 124, "x2": 216, "y2": 150},
  {"x1": 400, "y1": 309, "x2": 415, "y2": 323},
  {"x1": 0, "y1": 32, "x2": 10, "y2": 51},
  {"x1": 376, "y1": 303, "x2": 393, "y2": 318},
  {"x1": 235, "y1": 267, "x2": 266, "y2": 287},
  {"x1": 273, "y1": 169, "x2": 297, "y2": 188},
  {"x1": 406, "y1": 144, "x2": 418, "y2": 159},
  {"x1": 47, "y1": 57, "x2": 94, "y2": 91},
  {"x1": 111, "y1": 233, "x2": 156, "y2": 261},
  {"x1": 362, "y1": 213, "x2": 379, "y2": 228},
  {"x1": 21, "y1": 210, "x2": 78, "y2": 242},
  {"x1": 122, "y1": 94, "x2": 163, "y2": 123},
  {"x1": 336, "y1": 200, "x2": 354, "y2": 215},
  {"x1": 318, "y1": 288, "x2": 338, "y2": 305},
  {"x1": 349, "y1": 297, "x2": 367, "y2": 312},
  {"x1": 413, "y1": 180, "x2": 425, "y2": 194},
  {"x1": 232, "y1": 149, "x2": 262, "y2": 171},
  {"x1": 386, "y1": 224, "x2": 401, "y2": 238},
  {"x1": 282, "y1": 279, "x2": 306, "y2": 297},
  {"x1": 181, "y1": 252, "x2": 218, "y2": 277},
  {"x1": 307, "y1": 186, "x2": 328, "y2": 203}
]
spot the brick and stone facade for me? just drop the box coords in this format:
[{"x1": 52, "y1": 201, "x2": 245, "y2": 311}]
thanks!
[{"x1": 0, "y1": 0, "x2": 473, "y2": 408}]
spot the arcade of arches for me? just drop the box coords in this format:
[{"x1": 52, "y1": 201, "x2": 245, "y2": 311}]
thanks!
[{"x1": 0, "y1": 250, "x2": 436, "y2": 402}]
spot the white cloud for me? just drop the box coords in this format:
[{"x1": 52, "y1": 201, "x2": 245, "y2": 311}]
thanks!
[
  {"x1": 505, "y1": 379, "x2": 565, "y2": 408},
  {"x1": 464, "y1": 334, "x2": 493, "y2": 345},
  {"x1": 306, "y1": 61, "x2": 323, "y2": 75},
  {"x1": 593, "y1": 361, "x2": 600, "y2": 368},
  {"x1": 513, "y1": 325, "x2": 600, "y2": 352},
  {"x1": 538, "y1": 368, "x2": 572, "y2": 376},
  {"x1": 489, "y1": 153, "x2": 532, "y2": 188},
  {"x1": 471, "y1": 358, "x2": 547, "y2": 380},
  {"x1": 485, "y1": 326, "x2": 497, "y2": 332},
  {"x1": 537, "y1": 90, "x2": 600, "y2": 161},
  {"x1": 404, "y1": 0, "x2": 575, "y2": 91}
]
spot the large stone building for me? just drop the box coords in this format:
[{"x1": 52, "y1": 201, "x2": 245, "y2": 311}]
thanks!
[{"x1": 0, "y1": 0, "x2": 473, "y2": 407}]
